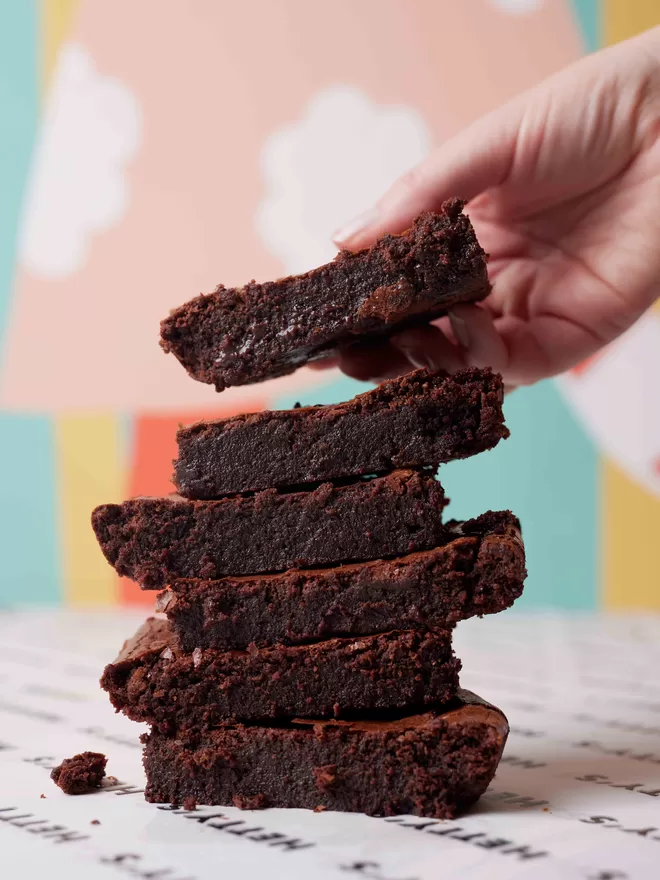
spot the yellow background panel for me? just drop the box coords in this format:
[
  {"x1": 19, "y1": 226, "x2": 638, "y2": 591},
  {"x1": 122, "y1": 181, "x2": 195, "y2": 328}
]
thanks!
[
  {"x1": 601, "y1": 0, "x2": 660, "y2": 610},
  {"x1": 42, "y1": 0, "x2": 78, "y2": 89},
  {"x1": 55, "y1": 416, "x2": 124, "y2": 605},
  {"x1": 603, "y1": 462, "x2": 660, "y2": 608},
  {"x1": 603, "y1": 0, "x2": 660, "y2": 44}
]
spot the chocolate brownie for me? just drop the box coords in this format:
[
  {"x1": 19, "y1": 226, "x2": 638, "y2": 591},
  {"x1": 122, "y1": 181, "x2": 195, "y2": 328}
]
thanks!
[
  {"x1": 142, "y1": 689, "x2": 508, "y2": 817},
  {"x1": 174, "y1": 368, "x2": 507, "y2": 498},
  {"x1": 160, "y1": 202, "x2": 489, "y2": 391},
  {"x1": 101, "y1": 618, "x2": 459, "y2": 731},
  {"x1": 51, "y1": 752, "x2": 107, "y2": 795},
  {"x1": 158, "y1": 511, "x2": 525, "y2": 652},
  {"x1": 92, "y1": 469, "x2": 448, "y2": 588}
]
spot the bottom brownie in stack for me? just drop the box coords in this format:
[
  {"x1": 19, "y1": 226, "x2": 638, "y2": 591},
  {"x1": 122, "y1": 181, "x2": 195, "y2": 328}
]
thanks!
[{"x1": 142, "y1": 691, "x2": 509, "y2": 817}]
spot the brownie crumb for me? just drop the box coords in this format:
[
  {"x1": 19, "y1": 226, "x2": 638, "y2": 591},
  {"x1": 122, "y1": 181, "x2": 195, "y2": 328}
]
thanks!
[
  {"x1": 91, "y1": 819, "x2": 101, "y2": 825},
  {"x1": 51, "y1": 751, "x2": 107, "y2": 795},
  {"x1": 313, "y1": 805, "x2": 326, "y2": 813},
  {"x1": 40, "y1": 794, "x2": 46, "y2": 799},
  {"x1": 183, "y1": 797, "x2": 197, "y2": 811},
  {"x1": 313, "y1": 764, "x2": 337, "y2": 791},
  {"x1": 232, "y1": 793, "x2": 268, "y2": 811}
]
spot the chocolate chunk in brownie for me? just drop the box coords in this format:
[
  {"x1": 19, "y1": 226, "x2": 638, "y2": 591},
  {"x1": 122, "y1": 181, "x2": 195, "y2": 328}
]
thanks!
[
  {"x1": 101, "y1": 618, "x2": 459, "y2": 731},
  {"x1": 92, "y1": 469, "x2": 448, "y2": 588},
  {"x1": 174, "y1": 367, "x2": 507, "y2": 498},
  {"x1": 160, "y1": 202, "x2": 489, "y2": 391},
  {"x1": 142, "y1": 689, "x2": 508, "y2": 818},
  {"x1": 51, "y1": 752, "x2": 107, "y2": 795},
  {"x1": 158, "y1": 511, "x2": 525, "y2": 652}
]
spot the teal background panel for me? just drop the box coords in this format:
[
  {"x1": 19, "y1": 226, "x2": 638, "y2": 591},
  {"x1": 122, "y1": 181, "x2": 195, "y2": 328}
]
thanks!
[
  {"x1": 275, "y1": 374, "x2": 372, "y2": 411},
  {"x1": 0, "y1": 415, "x2": 61, "y2": 606},
  {"x1": 276, "y1": 376, "x2": 598, "y2": 611},
  {"x1": 440, "y1": 380, "x2": 598, "y2": 610},
  {"x1": 570, "y1": 0, "x2": 601, "y2": 51},
  {"x1": 0, "y1": 0, "x2": 37, "y2": 351},
  {"x1": 0, "y1": 3, "x2": 59, "y2": 606}
]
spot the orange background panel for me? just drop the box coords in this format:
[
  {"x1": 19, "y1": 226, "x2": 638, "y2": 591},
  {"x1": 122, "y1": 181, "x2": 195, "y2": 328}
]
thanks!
[{"x1": 119, "y1": 402, "x2": 265, "y2": 605}]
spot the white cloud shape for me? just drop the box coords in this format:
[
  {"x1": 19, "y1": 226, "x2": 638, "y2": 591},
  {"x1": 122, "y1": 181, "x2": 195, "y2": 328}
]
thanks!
[
  {"x1": 18, "y1": 42, "x2": 141, "y2": 279},
  {"x1": 256, "y1": 86, "x2": 429, "y2": 274},
  {"x1": 557, "y1": 311, "x2": 660, "y2": 498},
  {"x1": 489, "y1": 0, "x2": 543, "y2": 14}
]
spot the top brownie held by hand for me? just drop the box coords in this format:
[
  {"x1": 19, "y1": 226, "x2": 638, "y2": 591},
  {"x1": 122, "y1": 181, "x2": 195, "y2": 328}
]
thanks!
[{"x1": 160, "y1": 201, "x2": 489, "y2": 391}]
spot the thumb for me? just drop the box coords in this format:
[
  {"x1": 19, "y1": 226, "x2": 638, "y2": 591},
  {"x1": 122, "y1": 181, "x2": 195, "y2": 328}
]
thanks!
[{"x1": 333, "y1": 100, "x2": 522, "y2": 251}]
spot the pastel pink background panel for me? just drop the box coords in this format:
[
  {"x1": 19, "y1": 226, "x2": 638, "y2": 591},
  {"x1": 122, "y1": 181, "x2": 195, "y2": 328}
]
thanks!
[{"x1": 1, "y1": 0, "x2": 581, "y2": 413}]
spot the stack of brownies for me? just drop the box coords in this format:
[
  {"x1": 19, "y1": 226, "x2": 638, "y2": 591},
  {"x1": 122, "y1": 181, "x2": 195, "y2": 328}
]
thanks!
[{"x1": 93, "y1": 200, "x2": 527, "y2": 817}]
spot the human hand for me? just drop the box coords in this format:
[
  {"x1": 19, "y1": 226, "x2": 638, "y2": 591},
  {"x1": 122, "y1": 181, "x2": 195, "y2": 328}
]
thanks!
[{"x1": 323, "y1": 28, "x2": 660, "y2": 390}]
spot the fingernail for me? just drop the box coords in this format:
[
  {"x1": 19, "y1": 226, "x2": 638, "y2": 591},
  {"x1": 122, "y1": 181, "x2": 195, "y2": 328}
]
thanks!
[
  {"x1": 449, "y1": 311, "x2": 470, "y2": 349},
  {"x1": 390, "y1": 331, "x2": 429, "y2": 370},
  {"x1": 333, "y1": 208, "x2": 379, "y2": 246}
]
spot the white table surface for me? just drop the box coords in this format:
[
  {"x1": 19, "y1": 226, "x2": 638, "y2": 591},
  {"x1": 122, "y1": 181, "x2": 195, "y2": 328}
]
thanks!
[{"x1": 2, "y1": 608, "x2": 660, "y2": 879}]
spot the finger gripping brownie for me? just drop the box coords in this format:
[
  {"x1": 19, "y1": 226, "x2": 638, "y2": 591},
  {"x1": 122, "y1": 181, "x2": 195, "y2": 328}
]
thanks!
[
  {"x1": 101, "y1": 618, "x2": 460, "y2": 731},
  {"x1": 91, "y1": 469, "x2": 448, "y2": 588},
  {"x1": 158, "y1": 511, "x2": 525, "y2": 652},
  {"x1": 160, "y1": 201, "x2": 489, "y2": 391},
  {"x1": 142, "y1": 690, "x2": 508, "y2": 817},
  {"x1": 174, "y1": 367, "x2": 508, "y2": 498}
]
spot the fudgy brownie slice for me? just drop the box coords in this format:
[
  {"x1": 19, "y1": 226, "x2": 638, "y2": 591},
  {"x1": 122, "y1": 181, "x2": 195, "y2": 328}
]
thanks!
[
  {"x1": 92, "y1": 469, "x2": 448, "y2": 589},
  {"x1": 160, "y1": 201, "x2": 489, "y2": 391},
  {"x1": 158, "y1": 511, "x2": 525, "y2": 652},
  {"x1": 142, "y1": 689, "x2": 508, "y2": 817},
  {"x1": 174, "y1": 368, "x2": 507, "y2": 498},
  {"x1": 101, "y1": 618, "x2": 459, "y2": 732}
]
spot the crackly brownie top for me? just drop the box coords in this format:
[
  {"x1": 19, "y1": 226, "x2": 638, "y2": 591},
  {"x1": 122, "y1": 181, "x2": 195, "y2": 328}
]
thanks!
[{"x1": 178, "y1": 367, "x2": 504, "y2": 436}]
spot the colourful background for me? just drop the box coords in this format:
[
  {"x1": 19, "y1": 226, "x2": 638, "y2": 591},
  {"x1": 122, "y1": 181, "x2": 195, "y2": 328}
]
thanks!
[{"x1": 0, "y1": 1, "x2": 657, "y2": 611}]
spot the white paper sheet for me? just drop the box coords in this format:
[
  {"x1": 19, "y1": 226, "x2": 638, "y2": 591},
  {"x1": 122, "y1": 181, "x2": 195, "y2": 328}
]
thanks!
[{"x1": 2, "y1": 609, "x2": 660, "y2": 879}]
